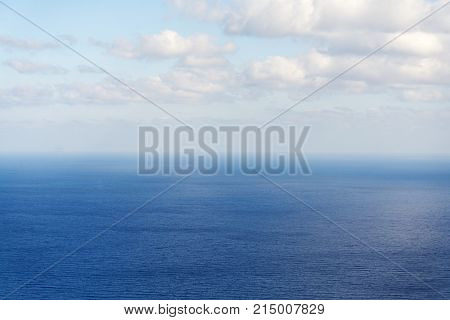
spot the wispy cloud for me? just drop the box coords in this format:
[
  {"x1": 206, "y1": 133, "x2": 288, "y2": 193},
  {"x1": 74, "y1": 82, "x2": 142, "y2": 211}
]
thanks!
[
  {"x1": 77, "y1": 64, "x2": 103, "y2": 74},
  {"x1": 0, "y1": 35, "x2": 58, "y2": 50},
  {"x1": 4, "y1": 59, "x2": 68, "y2": 75},
  {"x1": 0, "y1": 33, "x2": 77, "y2": 51}
]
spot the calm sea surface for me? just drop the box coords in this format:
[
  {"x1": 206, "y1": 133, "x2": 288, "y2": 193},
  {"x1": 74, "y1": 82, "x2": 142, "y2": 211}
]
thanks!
[{"x1": 1, "y1": 155, "x2": 449, "y2": 299}]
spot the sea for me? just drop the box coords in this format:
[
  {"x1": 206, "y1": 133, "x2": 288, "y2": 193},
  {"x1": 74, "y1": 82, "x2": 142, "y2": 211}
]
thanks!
[{"x1": 1, "y1": 155, "x2": 449, "y2": 299}]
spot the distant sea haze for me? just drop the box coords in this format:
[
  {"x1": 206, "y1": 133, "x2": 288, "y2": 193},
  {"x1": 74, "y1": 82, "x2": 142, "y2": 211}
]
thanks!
[{"x1": 1, "y1": 155, "x2": 449, "y2": 299}]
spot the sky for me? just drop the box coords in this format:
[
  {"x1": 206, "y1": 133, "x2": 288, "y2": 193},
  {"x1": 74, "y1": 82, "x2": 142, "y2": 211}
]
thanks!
[{"x1": 0, "y1": 0, "x2": 449, "y2": 155}]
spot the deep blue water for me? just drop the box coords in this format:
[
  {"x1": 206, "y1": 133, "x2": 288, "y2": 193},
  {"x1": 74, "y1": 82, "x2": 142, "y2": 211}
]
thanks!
[{"x1": 1, "y1": 155, "x2": 450, "y2": 299}]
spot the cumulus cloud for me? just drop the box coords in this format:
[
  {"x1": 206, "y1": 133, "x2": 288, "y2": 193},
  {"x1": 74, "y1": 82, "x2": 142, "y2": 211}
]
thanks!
[
  {"x1": 243, "y1": 49, "x2": 450, "y2": 100},
  {"x1": 3, "y1": 47, "x2": 449, "y2": 107},
  {"x1": 170, "y1": 0, "x2": 447, "y2": 36},
  {"x1": 178, "y1": 55, "x2": 229, "y2": 67},
  {"x1": 4, "y1": 59, "x2": 68, "y2": 75},
  {"x1": 2, "y1": 0, "x2": 449, "y2": 107},
  {"x1": 93, "y1": 30, "x2": 235, "y2": 61},
  {"x1": 322, "y1": 31, "x2": 448, "y2": 56},
  {"x1": 0, "y1": 62, "x2": 240, "y2": 107},
  {"x1": 156, "y1": 64, "x2": 240, "y2": 100},
  {"x1": 245, "y1": 56, "x2": 306, "y2": 88},
  {"x1": 170, "y1": 0, "x2": 450, "y2": 57},
  {"x1": 223, "y1": 0, "x2": 315, "y2": 36},
  {"x1": 168, "y1": 0, "x2": 450, "y2": 101}
]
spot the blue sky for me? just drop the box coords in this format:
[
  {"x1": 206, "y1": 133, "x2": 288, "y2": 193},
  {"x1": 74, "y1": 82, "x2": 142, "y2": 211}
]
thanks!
[{"x1": 0, "y1": 0, "x2": 449, "y2": 154}]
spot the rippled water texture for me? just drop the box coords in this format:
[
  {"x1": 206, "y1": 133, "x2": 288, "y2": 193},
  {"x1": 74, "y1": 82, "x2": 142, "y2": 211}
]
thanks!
[{"x1": 1, "y1": 155, "x2": 449, "y2": 299}]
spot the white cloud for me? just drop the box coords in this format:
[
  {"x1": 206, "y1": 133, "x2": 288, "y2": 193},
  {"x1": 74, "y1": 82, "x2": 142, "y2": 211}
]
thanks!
[
  {"x1": 0, "y1": 35, "x2": 59, "y2": 50},
  {"x1": 171, "y1": 0, "x2": 447, "y2": 36},
  {"x1": 2, "y1": 47, "x2": 450, "y2": 107},
  {"x1": 94, "y1": 30, "x2": 235, "y2": 60},
  {"x1": 224, "y1": 0, "x2": 314, "y2": 36},
  {"x1": 169, "y1": 0, "x2": 450, "y2": 100},
  {"x1": 322, "y1": 31, "x2": 448, "y2": 57},
  {"x1": 3, "y1": 0, "x2": 450, "y2": 107},
  {"x1": 389, "y1": 32, "x2": 444, "y2": 56},
  {"x1": 243, "y1": 49, "x2": 450, "y2": 98},
  {"x1": 0, "y1": 35, "x2": 76, "y2": 50},
  {"x1": 55, "y1": 82, "x2": 137, "y2": 105},
  {"x1": 4, "y1": 59, "x2": 68, "y2": 75},
  {"x1": 0, "y1": 63, "x2": 239, "y2": 107},
  {"x1": 156, "y1": 65, "x2": 239, "y2": 100},
  {"x1": 170, "y1": 0, "x2": 450, "y2": 58},
  {"x1": 178, "y1": 55, "x2": 229, "y2": 67},
  {"x1": 245, "y1": 56, "x2": 306, "y2": 88},
  {"x1": 67, "y1": 64, "x2": 239, "y2": 105}
]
